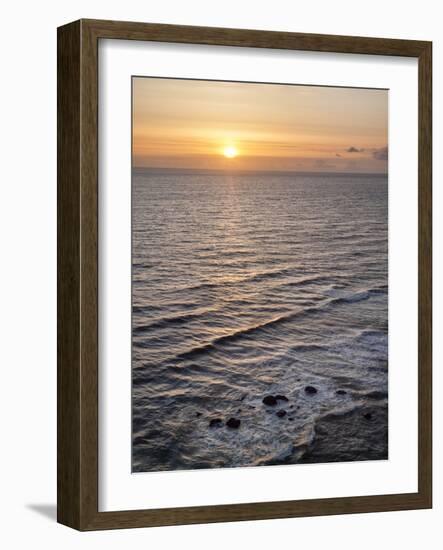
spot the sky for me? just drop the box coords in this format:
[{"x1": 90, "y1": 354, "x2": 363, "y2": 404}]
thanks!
[{"x1": 133, "y1": 77, "x2": 388, "y2": 174}]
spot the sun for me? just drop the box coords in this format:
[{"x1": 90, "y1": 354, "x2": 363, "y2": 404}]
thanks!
[{"x1": 223, "y1": 146, "x2": 238, "y2": 158}]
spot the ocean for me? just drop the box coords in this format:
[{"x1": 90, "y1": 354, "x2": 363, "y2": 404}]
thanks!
[{"x1": 132, "y1": 170, "x2": 388, "y2": 472}]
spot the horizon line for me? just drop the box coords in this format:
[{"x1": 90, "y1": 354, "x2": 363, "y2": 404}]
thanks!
[{"x1": 132, "y1": 166, "x2": 388, "y2": 178}]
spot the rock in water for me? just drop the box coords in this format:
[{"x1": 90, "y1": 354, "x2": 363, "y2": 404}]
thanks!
[
  {"x1": 316, "y1": 425, "x2": 329, "y2": 436},
  {"x1": 304, "y1": 385, "x2": 318, "y2": 395},
  {"x1": 209, "y1": 418, "x2": 223, "y2": 428},
  {"x1": 363, "y1": 412, "x2": 373, "y2": 421},
  {"x1": 276, "y1": 410, "x2": 287, "y2": 418},
  {"x1": 263, "y1": 395, "x2": 278, "y2": 406},
  {"x1": 275, "y1": 395, "x2": 289, "y2": 402},
  {"x1": 336, "y1": 389, "x2": 347, "y2": 396},
  {"x1": 226, "y1": 417, "x2": 241, "y2": 429}
]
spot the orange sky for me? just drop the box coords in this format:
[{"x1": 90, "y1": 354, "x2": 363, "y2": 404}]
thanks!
[{"x1": 133, "y1": 77, "x2": 388, "y2": 173}]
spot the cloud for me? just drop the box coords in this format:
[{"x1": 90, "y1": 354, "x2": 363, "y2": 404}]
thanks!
[
  {"x1": 373, "y1": 145, "x2": 388, "y2": 160},
  {"x1": 346, "y1": 146, "x2": 364, "y2": 153}
]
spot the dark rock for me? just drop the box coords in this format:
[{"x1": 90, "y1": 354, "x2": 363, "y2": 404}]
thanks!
[
  {"x1": 365, "y1": 390, "x2": 388, "y2": 400},
  {"x1": 275, "y1": 395, "x2": 289, "y2": 402},
  {"x1": 300, "y1": 404, "x2": 388, "y2": 464},
  {"x1": 288, "y1": 417, "x2": 294, "y2": 421},
  {"x1": 237, "y1": 408, "x2": 242, "y2": 413},
  {"x1": 363, "y1": 412, "x2": 373, "y2": 421},
  {"x1": 304, "y1": 385, "x2": 318, "y2": 395},
  {"x1": 209, "y1": 418, "x2": 223, "y2": 428},
  {"x1": 226, "y1": 417, "x2": 241, "y2": 429},
  {"x1": 240, "y1": 393, "x2": 247, "y2": 401},
  {"x1": 289, "y1": 405, "x2": 294, "y2": 409},
  {"x1": 276, "y1": 410, "x2": 287, "y2": 418},
  {"x1": 263, "y1": 395, "x2": 278, "y2": 406},
  {"x1": 336, "y1": 390, "x2": 347, "y2": 396},
  {"x1": 195, "y1": 412, "x2": 202, "y2": 417}
]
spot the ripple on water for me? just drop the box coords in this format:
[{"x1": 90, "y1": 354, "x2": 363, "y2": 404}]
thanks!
[{"x1": 132, "y1": 172, "x2": 388, "y2": 472}]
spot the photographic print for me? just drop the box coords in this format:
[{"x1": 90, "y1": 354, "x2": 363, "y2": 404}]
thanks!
[{"x1": 131, "y1": 77, "x2": 388, "y2": 473}]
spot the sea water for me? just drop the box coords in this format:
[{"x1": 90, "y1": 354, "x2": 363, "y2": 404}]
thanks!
[{"x1": 132, "y1": 170, "x2": 388, "y2": 471}]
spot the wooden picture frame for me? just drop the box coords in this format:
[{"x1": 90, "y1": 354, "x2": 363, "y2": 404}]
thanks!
[{"x1": 57, "y1": 18, "x2": 432, "y2": 530}]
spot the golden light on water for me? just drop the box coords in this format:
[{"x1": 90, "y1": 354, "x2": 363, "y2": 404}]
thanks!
[{"x1": 223, "y1": 146, "x2": 238, "y2": 159}]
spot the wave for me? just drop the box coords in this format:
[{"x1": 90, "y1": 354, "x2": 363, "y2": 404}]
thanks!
[
  {"x1": 161, "y1": 286, "x2": 386, "y2": 362},
  {"x1": 134, "y1": 271, "x2": 350, "y2": 309},
  {"x1": 133, "y1": 308, "x2": 216, "y2": 334},
  {"x1": 328, "y1": 285, "x2": 387, "y2": 306},
  {"x1": 281, "y1": 273, "x2": 346, "y2": 288},
  {"x1": 173, "y1": 316, "x2": 291, "y2": 360},
  {"x1": 133, "y1": 300, "x2": 200, "y2": 314},
  {"x1": 158, "y1": 266, "x2": 317, "y2": 294}
]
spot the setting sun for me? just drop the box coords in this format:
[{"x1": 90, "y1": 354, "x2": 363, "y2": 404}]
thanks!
[{"x1": 223, "y1": 146, "x2": 238, "y2": 158}]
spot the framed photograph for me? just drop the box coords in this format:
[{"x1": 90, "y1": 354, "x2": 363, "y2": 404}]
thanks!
[{"x1": 57, "y1": 19, "x2": 432, "y2": 530}]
